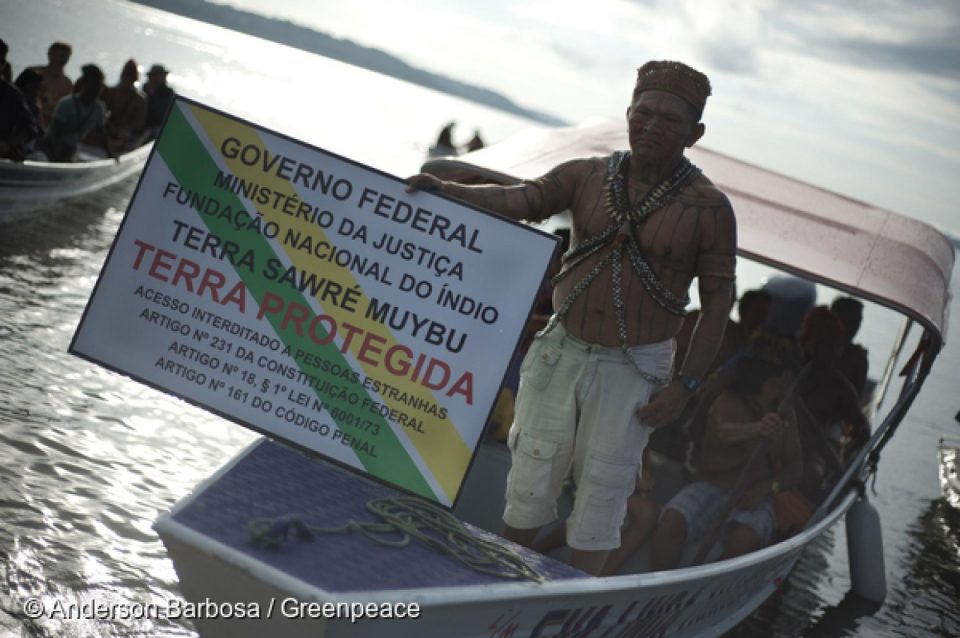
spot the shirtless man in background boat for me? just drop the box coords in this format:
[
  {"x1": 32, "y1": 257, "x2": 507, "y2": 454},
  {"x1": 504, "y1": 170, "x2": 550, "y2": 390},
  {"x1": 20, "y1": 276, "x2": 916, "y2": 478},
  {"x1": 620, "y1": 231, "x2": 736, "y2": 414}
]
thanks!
[
  {"x1": 27, "y1": 41, "x2": 73, "y2": 129},
  {"x1": 406, "y1": 60, "x2": 737, "y2": 574}
]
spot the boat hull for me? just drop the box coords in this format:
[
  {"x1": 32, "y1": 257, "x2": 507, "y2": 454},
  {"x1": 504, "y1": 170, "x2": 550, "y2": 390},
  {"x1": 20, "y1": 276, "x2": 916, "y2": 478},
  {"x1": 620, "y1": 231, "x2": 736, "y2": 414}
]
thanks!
[
  {"x1": 939, "y1": 439, "x2": 960, "y2": 508},
  {"x1": 155, "y1": 438, "x2": 856, "y2": 638},
  {"x1": 148, "y1": 117, "x2": 951, "y2": 637},
  {"x1": 0, "y1": 143, "x2": 152, "y2": 223}
]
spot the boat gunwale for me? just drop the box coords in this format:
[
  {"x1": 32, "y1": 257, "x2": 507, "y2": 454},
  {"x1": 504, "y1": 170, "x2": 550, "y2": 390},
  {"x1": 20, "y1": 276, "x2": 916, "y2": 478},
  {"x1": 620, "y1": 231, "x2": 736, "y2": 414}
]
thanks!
[
  {"x1": 0, "y1": 143, "x2": 153, "y2": 222},
  {"x1": 155, "y1": 437, "x2": 858, "y2": 606},
  {"x1": 0, "y1": 142, "x2": 153, "y2": 178}
]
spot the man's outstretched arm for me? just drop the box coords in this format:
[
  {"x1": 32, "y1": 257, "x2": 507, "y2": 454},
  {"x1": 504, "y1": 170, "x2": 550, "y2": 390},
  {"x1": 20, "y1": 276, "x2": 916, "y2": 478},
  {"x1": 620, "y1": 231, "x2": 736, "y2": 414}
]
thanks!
[{"x1": 405, "y1": 159, "x2": 583, "y2": 223}]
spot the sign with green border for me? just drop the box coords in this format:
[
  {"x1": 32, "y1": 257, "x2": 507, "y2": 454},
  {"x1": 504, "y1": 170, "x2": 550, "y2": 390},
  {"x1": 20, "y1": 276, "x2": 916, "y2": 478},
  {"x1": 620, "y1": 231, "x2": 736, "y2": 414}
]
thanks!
[{"x1": 70, "y1": 97, "x2": 557, "y2": 507}]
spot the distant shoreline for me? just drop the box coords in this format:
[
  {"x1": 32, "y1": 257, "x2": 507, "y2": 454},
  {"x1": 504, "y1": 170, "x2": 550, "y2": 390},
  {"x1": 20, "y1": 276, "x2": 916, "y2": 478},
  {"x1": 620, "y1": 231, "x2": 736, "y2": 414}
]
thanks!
[{"x1": 127, "y1": 0, "x2": 567, "y2": 127}]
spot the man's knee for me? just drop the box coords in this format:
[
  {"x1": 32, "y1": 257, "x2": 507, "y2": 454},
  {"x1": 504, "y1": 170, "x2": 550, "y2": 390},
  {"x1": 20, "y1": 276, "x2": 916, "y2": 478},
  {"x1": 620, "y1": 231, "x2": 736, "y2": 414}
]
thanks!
[
  {"x1": 656, "y1": 508, "x2": 687, "y2": 539},
  {"x1": 650, "y1": 508, "x2": 688, "y2": 571},
  {"x1": 628, "y1": 494, "x2": 660, "y2": 524},
  {"x1": 723, "y1": 523, "x2": 762, "y2": 558}
]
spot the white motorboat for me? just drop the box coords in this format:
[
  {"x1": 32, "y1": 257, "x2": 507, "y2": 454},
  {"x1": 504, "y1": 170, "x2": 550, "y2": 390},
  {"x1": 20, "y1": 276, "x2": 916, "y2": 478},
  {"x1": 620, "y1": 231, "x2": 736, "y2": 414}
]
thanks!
[
  {"x1": 0, "y1": 142, "x2": 151, "y2": 223},
  {"x1": 153, "y1": 118, "x2": 953, "y2": 637},
  {"x1": 939, "y1": 438, "x2": 960, "y2": 509}
]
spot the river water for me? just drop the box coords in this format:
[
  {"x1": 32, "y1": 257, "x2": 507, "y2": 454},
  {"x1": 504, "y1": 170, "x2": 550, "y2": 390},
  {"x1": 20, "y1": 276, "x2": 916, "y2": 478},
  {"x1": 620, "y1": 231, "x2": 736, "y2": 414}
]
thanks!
[{"x1": 1, "y1": 1, "x2": 958, "y2": 636}]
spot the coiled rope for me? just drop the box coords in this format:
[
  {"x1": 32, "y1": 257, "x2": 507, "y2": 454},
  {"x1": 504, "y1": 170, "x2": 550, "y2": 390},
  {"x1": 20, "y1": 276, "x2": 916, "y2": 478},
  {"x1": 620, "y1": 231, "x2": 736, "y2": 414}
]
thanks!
[{"x1": 248, "y1": 495, "x2": 544, "y2": 582}]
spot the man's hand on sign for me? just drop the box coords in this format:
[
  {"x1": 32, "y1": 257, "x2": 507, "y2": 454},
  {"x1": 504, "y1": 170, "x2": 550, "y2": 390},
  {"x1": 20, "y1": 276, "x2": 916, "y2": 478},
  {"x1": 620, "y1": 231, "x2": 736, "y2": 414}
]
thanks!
[{"x1": 405, "y1": 173, "x2": 443, "y2": 193}]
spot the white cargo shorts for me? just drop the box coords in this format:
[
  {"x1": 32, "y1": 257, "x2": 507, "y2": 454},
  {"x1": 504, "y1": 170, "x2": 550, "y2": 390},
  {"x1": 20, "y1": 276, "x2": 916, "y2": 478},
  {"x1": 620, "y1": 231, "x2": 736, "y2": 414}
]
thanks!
[{"x1": 502, "y1": 322, "x2": 674, "y2": 551}]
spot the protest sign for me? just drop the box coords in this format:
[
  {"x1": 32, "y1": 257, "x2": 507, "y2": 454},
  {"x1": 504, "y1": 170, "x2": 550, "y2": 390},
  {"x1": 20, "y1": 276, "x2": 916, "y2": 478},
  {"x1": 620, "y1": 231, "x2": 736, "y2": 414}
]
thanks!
[{"x1": 71, "y1": 98, "x2": 558, "y2": 507}]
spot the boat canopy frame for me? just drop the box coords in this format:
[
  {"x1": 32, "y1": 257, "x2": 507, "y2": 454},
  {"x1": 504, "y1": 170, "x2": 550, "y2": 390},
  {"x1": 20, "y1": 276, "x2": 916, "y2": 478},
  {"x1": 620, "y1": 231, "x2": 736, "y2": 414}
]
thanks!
[
  {"x1": 422, "y1": 118, "x2": 953, "y2": 352},
  {"x1": 422, "y1": 117, "x2": 954, "y2": 537}
]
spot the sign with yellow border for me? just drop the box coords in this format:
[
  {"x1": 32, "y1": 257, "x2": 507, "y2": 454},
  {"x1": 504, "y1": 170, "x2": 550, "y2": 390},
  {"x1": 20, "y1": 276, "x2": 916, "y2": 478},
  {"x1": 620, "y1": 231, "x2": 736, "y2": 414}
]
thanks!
[{"x1": 70, "y1": 98, "x2": 557, "y2": 507}]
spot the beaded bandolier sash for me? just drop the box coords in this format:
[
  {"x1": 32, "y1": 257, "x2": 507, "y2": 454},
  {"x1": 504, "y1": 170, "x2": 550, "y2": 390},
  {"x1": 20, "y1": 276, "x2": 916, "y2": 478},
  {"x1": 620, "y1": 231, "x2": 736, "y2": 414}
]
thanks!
[{"x1": 541, "y1": 151, "x2": 701, "y2": 385}]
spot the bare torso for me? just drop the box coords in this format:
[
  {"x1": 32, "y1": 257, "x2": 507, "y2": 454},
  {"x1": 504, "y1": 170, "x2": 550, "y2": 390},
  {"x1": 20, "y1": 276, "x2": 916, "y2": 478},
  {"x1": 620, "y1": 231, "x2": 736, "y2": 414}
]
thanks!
[
  {"x1": 28, "y1": 65, "x2": 72, "y2": 127},
  {"x1": 549, "y1": 155, "x2": 731, "y2": 347}
]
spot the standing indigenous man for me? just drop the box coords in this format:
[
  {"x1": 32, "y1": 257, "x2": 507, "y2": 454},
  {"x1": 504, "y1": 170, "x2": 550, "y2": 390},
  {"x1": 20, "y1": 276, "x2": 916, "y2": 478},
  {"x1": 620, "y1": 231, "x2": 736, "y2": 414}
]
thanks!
[{"x1": 406, "y1": 61, "x2": 737, "y2": 574}]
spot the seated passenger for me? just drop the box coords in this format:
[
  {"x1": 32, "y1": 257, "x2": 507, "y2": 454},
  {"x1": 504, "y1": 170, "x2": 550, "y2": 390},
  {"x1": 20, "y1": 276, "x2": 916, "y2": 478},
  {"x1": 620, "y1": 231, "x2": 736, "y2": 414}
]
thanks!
[
  {"x1": 27, "y1": 41, "x2": 73, "y2": 129},
  {"x1": 796, "y1": 306, "x2": 870, "y2": 497},
  {"x1": 14, "y1": 69, "x2": 44, "y2": 131},
  {"x1": 655, "y1": 289, "x2": 770, "y2": 470},
  {"x1": 762, "y1": 275, "x2": 817, "y2": 337},
  {"x1": 0, "y1": 75, "x2": 41, "y2": 161},
  {"x1": 90, "y1": 59, "x2": 147, "y2": 153},
  {"x1": 738, "y1": 289, "x2": 771, "y2": 340},
  {"x1": 830, "y1": 296, "x2": 869, "y2": 399},
  {"x1": 675, "y1": 288, "x2": 770, "y2": 380},
  {"x1": 649, "y1": 334, "x2": 804, "y2": 570},
  {"x1": 39, "y1": 64, "x2": 112, "y2": 162},
  {"x1": 0, "y1": 38, "x2": 12, "y2": 83},
  {"x1": 142, "y1": 64, "x2": 175, "y2": 141},
  {"x1": 798, "y1": 306, "x2": 870, "y2": 444}
]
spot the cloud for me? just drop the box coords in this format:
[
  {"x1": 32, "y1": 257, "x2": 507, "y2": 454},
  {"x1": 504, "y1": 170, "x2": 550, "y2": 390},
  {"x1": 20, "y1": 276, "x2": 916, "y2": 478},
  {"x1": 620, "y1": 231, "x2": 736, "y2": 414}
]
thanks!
[
  {"x1": 813, "y1": 37, "x2": 960, "y2": 80},
  {"x1": 698, "y1": 38, "x2": 760, "y2": 75},
  {"x1": 616, "y1": 0, "x2": 960, "y2": 84},
  {"x1": 765, "y1": 0, "x2": 960, "y2": 80},
  {"x1": 549, "y1": 42, "x2": 602, "y2": 70}
]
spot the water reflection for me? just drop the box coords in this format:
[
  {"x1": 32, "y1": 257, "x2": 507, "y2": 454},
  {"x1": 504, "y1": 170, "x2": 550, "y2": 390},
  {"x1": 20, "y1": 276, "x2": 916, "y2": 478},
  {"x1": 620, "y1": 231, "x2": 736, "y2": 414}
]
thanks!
[
  {"x1": 0, "y1": 183, "x2": 134, "y2": 257},
  {"x1": 731, "y1": 498, "x2": 960, "y2": 638},
  {"x1": 727, "y1": 531, "x2": 834, "y2": 637},
  {"x1": 803, "y1": 592, "x2": 883, "y2": 637},
  {"x1": 0, "y1": 185, "x2": 255, "y2": 636},
  {"x1": 885, "y1": 498, "x2": 960, "y2": 635}
]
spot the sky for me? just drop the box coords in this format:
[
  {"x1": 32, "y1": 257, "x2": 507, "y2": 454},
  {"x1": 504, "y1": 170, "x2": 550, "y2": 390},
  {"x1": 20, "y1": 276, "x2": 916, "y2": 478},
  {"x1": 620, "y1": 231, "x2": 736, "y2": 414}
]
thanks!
[{"x1": 217, "y1": 0, "x2": 960, "y2": 234}]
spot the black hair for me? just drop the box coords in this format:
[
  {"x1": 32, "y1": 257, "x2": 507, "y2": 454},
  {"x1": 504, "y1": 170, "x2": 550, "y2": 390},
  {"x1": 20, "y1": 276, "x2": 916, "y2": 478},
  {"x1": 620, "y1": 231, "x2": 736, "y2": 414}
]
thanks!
[
  {"x1": 729, "y1": 330, "x2": 801, "y2": 396},
  {"x1": 830, "y1": 296, "x2": 863, "y2": 332},
  {"x1": 81, "y1": 64, "x2": 105, "y2": 83},
  {"x1": 739, "y1": 289, "x2": 771, "y2": 313},
  {"x1": 728, "y1": 357, "x2": 786, "y2": 396},
  {"x1": 14, "y1": 68, "x2": 42, "y2": 90}
]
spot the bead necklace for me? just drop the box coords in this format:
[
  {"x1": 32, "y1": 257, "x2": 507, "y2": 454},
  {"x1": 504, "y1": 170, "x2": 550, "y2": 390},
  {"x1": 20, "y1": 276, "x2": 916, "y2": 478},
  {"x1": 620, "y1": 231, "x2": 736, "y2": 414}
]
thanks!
[
  {"x1": 606, "y1": 151, "x2": 700, "y2": 228},
  {"x1": 540, "y1": 151, "x2": 700, "y2": 385}
]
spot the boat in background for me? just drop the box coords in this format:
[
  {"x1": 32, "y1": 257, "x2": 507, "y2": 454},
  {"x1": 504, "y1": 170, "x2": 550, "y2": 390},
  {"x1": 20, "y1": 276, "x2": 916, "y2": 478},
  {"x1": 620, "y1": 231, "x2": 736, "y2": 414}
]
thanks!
[
  {"x1": 154, "y1": 118, "x2": 954, "y2": 637},
  {"x1": 426, "y1": 143, "x2": 459, "y2": 159},
  {"x1": 939, "y1": 438, "x2": 960, "y2": 509},
  {"x1": 0, "y1": 142, "x2": 151, "y2": 224}
]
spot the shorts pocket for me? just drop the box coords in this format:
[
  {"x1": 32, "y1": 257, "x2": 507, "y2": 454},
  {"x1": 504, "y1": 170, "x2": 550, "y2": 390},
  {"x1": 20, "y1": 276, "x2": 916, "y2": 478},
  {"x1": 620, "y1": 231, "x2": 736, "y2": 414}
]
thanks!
[
  {"x1": 577, "y1": 457, "x2": 637, "y2": 540},
  {"x1": 508, "y1": 431, "x2": 560, "y2": 502},
  {"x1": 519, "y1": 340, "x2": 563, "y2": 391}
]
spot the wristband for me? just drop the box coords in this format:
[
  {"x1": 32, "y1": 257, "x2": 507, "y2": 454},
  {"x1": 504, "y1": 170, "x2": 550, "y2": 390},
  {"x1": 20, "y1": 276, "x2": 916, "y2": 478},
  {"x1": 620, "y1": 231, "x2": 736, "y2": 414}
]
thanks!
[{"x1": 676, "y1": 374, "x2": 702, "y2": 393}]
